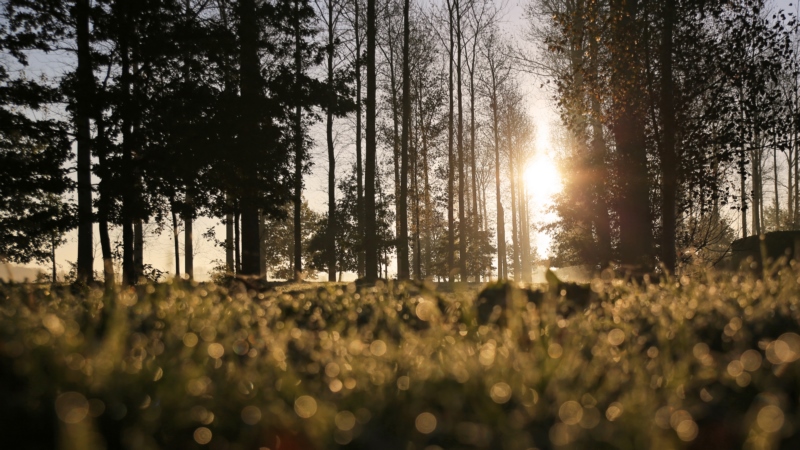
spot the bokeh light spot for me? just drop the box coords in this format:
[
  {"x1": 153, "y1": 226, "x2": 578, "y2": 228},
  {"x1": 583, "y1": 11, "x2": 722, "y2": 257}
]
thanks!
[
  {"x1": 241, "y1": 406, "x2": 261, "y2": 425},
  {"x1": 559, "y1": 401, "x2": 584, "y2": 425},
  {"x1": 606, "y1": 402, "x2": 623, "y2": 421},
  {"x1": 416, "y1": 412, "x2": 437, "y2": 434},
  {"x1": 335, "y1": 410, "x2": 356, "y2": 431},
  {"x1": 369, "y1": 340, "x2": 387, "y2": 357},
  {"x1": 489, "y1": 382, "x2": 512, "y2": 404},
  {"x1": 183, "y1": 333, "x2": 199, "y2": 348},
  {"x1": 757, "y1": 405, "x2": 784, "y2": 433},
  {"x1": 193, "y1": 427, "x2": 212, "y2": 445},
  {"x1": 55, "y1": 392, "x2": 89, "y2": 424},
  {"x1": 294, "y1": 395, "x2": 317, "y2": 418},
  {"x1": 207, "y1": 343, "x2": 224, "y2": 359},
  {"x1": 607, "y1": 329, "x2": 625, "y2": 346}
]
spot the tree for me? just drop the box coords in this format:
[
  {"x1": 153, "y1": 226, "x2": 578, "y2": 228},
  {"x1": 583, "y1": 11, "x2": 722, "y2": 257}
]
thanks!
[
  {"x1": 0, "y1": 69, "x2": 73, "y2": 265},
  {"x1": 463, "y1": 0, "x2": 496, "y2": 279},
  {"x1": 607, "y1": 0, "x2": 652, "y2": 267},
  {"x1": 479, "y1": 27, "x2": 509, "y2": 278},
  {"x1": 365, "y1": 0, "x2": 378, "y2": 280},
  {"x1": 316, "y1": 0, "x2": 355, "y2": 281},
  {"x1": 228, "y1": 0, "x2": 323, "y2": 278},
  {"x1": 443, "y1": 0, "x2": 456, "y2": 282},
  {"x1": 346, "y1": 0, "x2": 367, "y2": 277},
  {"x1": 309, "y1": 167, "x2": 386, "y2": 278},
  {"x1": 454, "y1": 0, "x2": 467, "y2": 281},
  {"x1": 396, "y1": 0, "x2": 411, "y2": 279},
  {"x1": 659, "y1": 0, "x2": 677, "y2": 271},
  {"x1": 527, "y1": 0, "x2": 793, "y2": 272},
  {"x1": 0, "y1": 0, "x2": 78, "y2": 268},
  {"x1": 237, "y1": 0, "x2": 264, "y2": 276},
  {"x1": 74, "y1": 0, "x2": 94, "y2": 282},
  {"x1": 262, "y1": 200, "x2": 322, "y2": 280}
]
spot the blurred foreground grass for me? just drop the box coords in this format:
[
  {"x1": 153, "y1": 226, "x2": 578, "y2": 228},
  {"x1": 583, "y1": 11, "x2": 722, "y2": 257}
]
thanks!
[{"x1": 2, "y1": 268, "x2": 800, "y2": 450}]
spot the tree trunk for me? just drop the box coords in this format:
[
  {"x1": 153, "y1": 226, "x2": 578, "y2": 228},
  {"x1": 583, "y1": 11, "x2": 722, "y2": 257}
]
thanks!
[
  {"x1": 586, "y1": 12, "x2": 613, "y2": 268},
  {"x1": 172, "y1": 206, "x2": 181, "y2": 278},
  {"x1": 51, "y1": 234, "x2": 57, "y2": 283},
  {"x1": 354, "y1": 0, "x2": 365, "y2": 277},
  {"x1": 96, "y1": 117, "x2": 114, "y2": 285},
  {"x1": 411, "y1": 106, "x2": 421, "y2": 280},
  {"x1": 491, "y1": 74, "x2": 506, "y2": 279},
  {"x1": 589, "y1": 106, "x2": 612, "y2": 267},
  {"x1": 97, "y1": 217, "x2": 112, "y2": 285},
  {"x1": 456, "y1": 0, "x2": 467, "y2": 281},
  {"x1": 509, "y1": 144, "x2": 520, "y2": 280},
  {"x1": 184, "y1": 202, "x2": 194, "y2": 278},
  {"x1": 259, "y1": 210, "x2": 266, "y2": 277},
  {"x1": 226, "y1": 204, "x2": 234, "y2": 273},
  {"x1": 420, "y1": 93, "x2": 432, "y2": 277},
  {"x1": 788, "y1": 145, "x2": 794, "y2": 226},
  {"x1": 611, "y1": 0, "x2": 652, "y2": 267},
  {"x1": 469, "y1": 47, "x2": 479, "y2": 238},
  {"x1": 132, "y1": 57, "x2": 145, "y2": 283},
  {"x1": 659, "y1": 0, "x2": 677, "y2": 272},
  {"x1": 241, "y1": 208, "x2": 259, "y2": 276},
  {"x1": 219, "y1": 2, "x2": 235, "y2": 276},
  {"x1": 326, "y1": 6, "x2": 337, "y2": 282},
  {"x1": 234, "y1": 208, "x2": 241, "y2": 273},
  {"x1": 740, "y1": 147, "x2": 748, "y2": 238},
  {"x1": 482, "y1": 186, "x2": 488, "y2": 243},
  {"x1": 795, "y1": 97, "x2": 799, "y2": 225},
  {"x1": 509, "y1": 181, "x2": 519, "y2": 280},
  {"x1": 75, "y1": 0, "x2": 94, "y2": 283},
  {"x1": 413, "y1": 141, "x2": 422, "y2": 280},
  {"x1": 518, "y1": 166, "x2": 531, "y2": 282},
  {"x1": 774, "y1": 138, "x2": 780, "y2": 230},
  {"x1": 752, "y1": 148, "x2": 762, "y2": 235},
  {"x1": 134, "y1": 219, "x2": 144, "y2": 281},
  {"x1": 119, "y1": 0, "x2": 135, "y2": 286},
  {"x1": 364, "y1": 0, "x2": 378, "y2": 281},
  {"x1": 788, "y1": 144, "x2": 793, "y2": 226},
  {"x1": 795, "y1": 74, "x2": 799, "y2": 227},
  {"x1": 386, "y1": 39, "x2": 402, "y2": 265},
  {"x1": 238, "y1": 0, "x2": 262, "y2": 277},
  {"x1": 446, "y1": 0, "x2": 455, "y2": 283},
  {"x1": 293, "y1": 105, "x2": 304, "y2": 281},
  {"x1": 397, "y1": 0, "x2": 411, "y2": 280}
]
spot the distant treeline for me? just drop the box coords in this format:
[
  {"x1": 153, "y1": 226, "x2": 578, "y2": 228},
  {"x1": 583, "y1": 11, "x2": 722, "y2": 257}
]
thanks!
[{"x1": 1, "y1": 0, "x2": 795, "y2": 284}]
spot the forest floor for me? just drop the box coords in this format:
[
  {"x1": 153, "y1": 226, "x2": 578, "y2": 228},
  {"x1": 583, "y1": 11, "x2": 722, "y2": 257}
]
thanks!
[{"x1": 2, "y1": 268, "x2": 800, "y2": 449}]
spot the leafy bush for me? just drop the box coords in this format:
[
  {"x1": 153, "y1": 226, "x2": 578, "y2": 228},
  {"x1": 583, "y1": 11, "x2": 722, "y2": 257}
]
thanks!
[{"x1": 2, "y1": 268, "x2": 800, "y2": 449}]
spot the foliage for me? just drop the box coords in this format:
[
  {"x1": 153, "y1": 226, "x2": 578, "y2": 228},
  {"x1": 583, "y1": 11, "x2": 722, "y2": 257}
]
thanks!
[
  {"x1": 262, "y1": 200, "x2": 323, "y2": 281},
  {"x1": 0, "y1": 62, "x2": 73, "y2": 264},
  {"x1": 309, "y1": 173, "x2": 360, "y2": 277},
  {"x1": 309, "y1": 166, "x2": 396, "y2": 278},
  {"x1": 4, "y1": 269, "x2": 800, "y2": 448},
  {"x1": 462, "y1": 215, "x2": 495, "y2": 279},
  {"x1": 678, "y1": 210, "x2": 737, "y2": 269},
  {"x1": 534, "y1": 0, "x2": 796, "y2": 269}
]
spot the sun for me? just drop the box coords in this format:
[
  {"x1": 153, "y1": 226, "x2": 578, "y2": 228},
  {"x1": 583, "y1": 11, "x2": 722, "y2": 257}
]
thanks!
[
  {"x1": 524, "y1": 153, "x2": 563, "y2": 207},
  {"x1": 523, "y1": 151, "x2": 563, "y2": 258}
]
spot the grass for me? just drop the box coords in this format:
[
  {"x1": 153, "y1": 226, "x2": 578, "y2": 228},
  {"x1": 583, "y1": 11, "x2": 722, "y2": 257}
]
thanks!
[{"x1": 2, "y1": 267, "x2": 800, "y2": 450}]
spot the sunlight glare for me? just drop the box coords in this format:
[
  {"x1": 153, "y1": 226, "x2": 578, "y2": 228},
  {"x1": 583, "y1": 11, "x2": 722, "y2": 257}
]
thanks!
[
  {"x1": 523, "y1": 148, "x2": 563, "y2": 258},
  {"x1": 524, "y1": 153, "x2": 563, "y2": 207}
]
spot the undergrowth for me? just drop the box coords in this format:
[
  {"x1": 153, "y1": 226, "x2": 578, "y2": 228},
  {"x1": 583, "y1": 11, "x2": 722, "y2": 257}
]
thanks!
[{"x1": 2, "y1": 268, "x2": 800, "y2": 449}]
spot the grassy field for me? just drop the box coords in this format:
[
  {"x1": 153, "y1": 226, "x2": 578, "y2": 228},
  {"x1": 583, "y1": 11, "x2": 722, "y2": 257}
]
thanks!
[{"x1": 2, "y1": 268, "x2": 800, "y2": 450}]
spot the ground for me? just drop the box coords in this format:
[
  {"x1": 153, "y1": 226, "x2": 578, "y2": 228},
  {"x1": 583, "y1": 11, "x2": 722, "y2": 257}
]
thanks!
[{"x1": 1, "y1": 268, "x2": 800, "y2": 449}]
